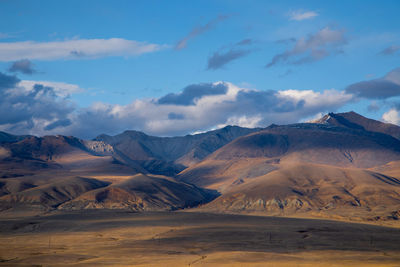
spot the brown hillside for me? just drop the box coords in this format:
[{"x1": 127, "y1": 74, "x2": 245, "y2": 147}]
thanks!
[{"x1": 59, "y1": 173, "x2": 218, "y2": 211}]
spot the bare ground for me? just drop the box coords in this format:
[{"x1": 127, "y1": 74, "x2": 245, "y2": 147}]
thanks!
[{"x1": 1, "y1": 210, "x2": 400, "y2": 266}]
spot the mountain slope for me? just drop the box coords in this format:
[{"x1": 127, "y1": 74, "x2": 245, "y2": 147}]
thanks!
[
  {"x1": 178, "y1": 122, "x2": 400, "y2": 190},
  {"x1": 0, "y1": 126, "x2": 256, "y2": 212},
  {"x1": 178, "y1": 118, "x2": 400, "y2": 222},
  {"x1": 210, "y1": 123, "x2": 400, "y2": 168},
  {"x1": 0, "y1": 176, "x2": 110, "y2": 210},
  {"x1": 0, "y1": 134, "x2": 143, "y2": 175},
  {"x1": 0, "y1": 131, "x2": 30, "y2": 144},
  {"x1": 312, "y1": 111, "x2": 400, "y2": 140},
  {"x1": 2, "y1": 111, "x2": 400, "y2": 223},
  {"x1": 199, "y1": 163, "x2": 400, "y2": 222},
  {"x1": 95, "y1": 125, "x2": 260, "y2": 175},
  {"x1": 59, "y1": 173, "x2": 218, "y2": 211}
]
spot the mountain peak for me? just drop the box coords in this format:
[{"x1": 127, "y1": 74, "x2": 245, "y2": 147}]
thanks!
[{"x1": 311, "y1": 111, "x2": 400, "y2": 140}]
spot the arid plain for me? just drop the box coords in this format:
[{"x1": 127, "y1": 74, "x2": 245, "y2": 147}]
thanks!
[{"x1": 1, "y1": 211, "x2": 400, "y2": 267}]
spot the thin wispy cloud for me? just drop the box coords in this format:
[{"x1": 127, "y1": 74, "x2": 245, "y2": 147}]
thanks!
[
  {"x1": 0, "y1": 38, "x2": 166, "y2": 61},
  {"x1": 380, "y1": 45, "x2": 400, "y2": 55},
  {"x1": 175, "y1": 15, "x2": 230, "y2": 50},
  {"x1": 0, "y1": 31, "x2": 21, "y2": 39},
  {"x1": 288, "y1": 10, "x2": 319, "y2": 21},
  {"x1": 236, "y1": 39, "x2": 253, "y2": 46},
  {"x1": 367, "y1": 101, "x2": 380, "y2": 112},
  {"x1": 266, "y1": 27, "x2": 346, "y2": 68},
  {"x1": 0, "y1": 33, "x2": 12, "y2": 39},
  {"x1": 207, "y1": 39, "x2": 254, "y2": 70},
  {"x1": 207, "y1": 50, "x2": 252, "y2": 70}
]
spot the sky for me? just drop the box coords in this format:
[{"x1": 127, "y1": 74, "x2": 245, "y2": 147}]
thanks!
[{"x1": 0, "y1": 0, "x2": 400, "y2": 139}]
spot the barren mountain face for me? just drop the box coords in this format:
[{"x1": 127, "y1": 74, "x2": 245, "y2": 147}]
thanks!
[{"x1": 1, "y1": 112, "x2": 400, "y2": 224}]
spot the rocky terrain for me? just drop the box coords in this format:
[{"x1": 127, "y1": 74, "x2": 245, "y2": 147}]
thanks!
[{"x1": 1, "y1": 111, "x2": 400, "y2": 225}]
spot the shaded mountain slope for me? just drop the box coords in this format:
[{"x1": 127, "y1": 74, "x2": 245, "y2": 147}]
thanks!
[
  {"x1": 6, "y1": 135, "x2": 87, "y2": 161},
  {"x1": 0, "y1": 178, "x2": 37, "y2": 197},
  {"x1": 0, "y1": 134, "x2": 143, "y2": 175},
  {"x1": 0, "y1": 131, "x2": 30, "y2": 144},
  {"x1": 0, "y1": 176, "x2": 110, "y2": 210},
  {"x1": 178, "y1": 122, "x2": 400, "y2": 190},
  {"x1": 0, "y1": 126, "x2": 260, "y2": 178},
  {"x1": 209, "y1": 123, "x2": 400, "y2": 168},
  {"x1": 95, "y1": 125, "x2": 260, "y2": 175},
  {"x1": 59, "y1": 173, "x2": 218, "y2": 211}
]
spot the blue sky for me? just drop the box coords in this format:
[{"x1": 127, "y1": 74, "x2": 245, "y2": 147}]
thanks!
[{"x1": 0, "y1": 0, "x2": 399, "y2": 138}]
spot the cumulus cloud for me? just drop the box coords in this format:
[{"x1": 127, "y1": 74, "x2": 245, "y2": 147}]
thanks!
[
  {"x1": 266, "y1": 27, "x2": 346, "y2": 68},
  {"x1": 0, "y1": 72, "x2": 353, "y2": 138},
  {"x1": 0, "y1": 38, "x2": 165, "y2": 61},
  {"x1": 382, "y1": 108, "x2": 400, "y2": 125},
  {"x1": 157, "y1": 83, "x2": 228, "y2": 105},
  {"x1": 288, "y1": 10, "x2": 319, "y2": 21},
  {"x1": 175, "y1": 15, "x2": 230, "y2": 50},
  {"x1": 167, "y1": 112, "x2": 185, "y2": 120},
  {"x1": 207, "y1": 39, "x2": 254, "y2": 70},
  {"x1": 380, "y1": 45, "x2": 400, "y2": 55},
  {"x1": 0, "y1": 72, "x2": 19, "y2": 89},
  {"x1": 0, "y1": 72, "x2": 74, "y2": 134},
  {"x1": 217, "y1": 115, "x2": 263, "y2": 129},
  {"x1": 19, "y1": 80, "x2": 83, "y2": 97},
  {"x1": 63, "y1": 82, "x2": 352, "y2": 139},
  {"x1": 345, "y1": 67, "x2": 400, "y2": 99},
  {"x1": 8, "y1": 59, "x2": 37, "y2": 74}
]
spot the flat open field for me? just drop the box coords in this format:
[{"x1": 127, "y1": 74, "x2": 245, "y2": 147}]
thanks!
[{"x1": 1, "y1": 210, "x2": 400, "y2": 266}]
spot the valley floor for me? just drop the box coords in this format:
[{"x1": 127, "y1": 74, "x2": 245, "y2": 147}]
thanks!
[{"x1": 1, "y1": 210, "x2": 400, "y2": 266}]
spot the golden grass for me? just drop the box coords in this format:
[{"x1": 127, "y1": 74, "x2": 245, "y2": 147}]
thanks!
[{"x1": 1, "y1": 211, "x2": 400, "y2": 266}]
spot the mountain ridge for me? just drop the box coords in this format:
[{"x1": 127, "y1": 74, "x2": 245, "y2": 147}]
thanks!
[
  {"x1": 2, "y1": 111, "x2": 400, "y2": 224},
  {"x1": 311, "y1": 111, "x2": 400, "y2": 140}
]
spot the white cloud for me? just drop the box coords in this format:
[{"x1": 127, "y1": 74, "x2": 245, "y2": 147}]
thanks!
[
  {"x1": 217, "y1": 115, "x2": 263, "y2": 129},
  {"x1": 19, "y1": 80, "x2": 83, "y2": 97},
  {"x1": 0, "y1": 38, "x2": 166, "y2": 61},
  {"x1": 0, "y1": 71, "x2": 354, "y2": 138},
  {"x1": 277, "y1": 89, "x2": 353, "y2": 108},
  {"x1": 289, "y1": 10, "x2": 319, "y2": 21},
  {"x1": 62, "y1": 82, "x2": 352, "y2": 138},
  {"x1": 0, "y1": 72, "x2": 74, "y2": 136},
  {"x1": 382, "y1": 109, "x2": 400, "y2": 125}
]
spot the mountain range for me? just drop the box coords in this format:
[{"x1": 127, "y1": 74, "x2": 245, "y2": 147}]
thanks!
[{"x1": 1, "y1": 111, "x2": 400, "y2": 224}]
